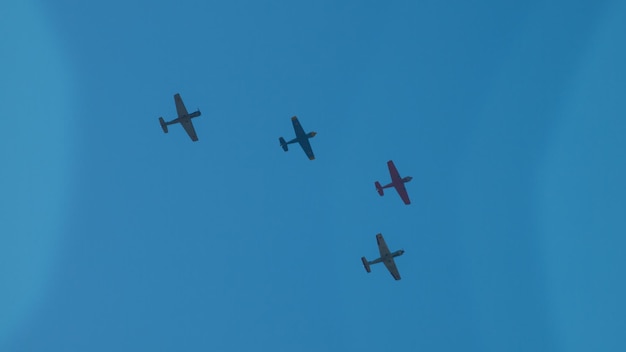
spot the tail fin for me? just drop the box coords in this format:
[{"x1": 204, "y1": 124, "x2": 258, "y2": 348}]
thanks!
[
  {"x1": 375, "y1": 181, "x2": 384, "y2": 196},
  {"x1": 159, "y1": 117, "x2": 168, "y2": 133},
  {"x1": 361, "y1": 257, "x2": 371, "y2": 273},
  {"x1": 279, "y1": 137, "x2": 288, "y2": 151}
]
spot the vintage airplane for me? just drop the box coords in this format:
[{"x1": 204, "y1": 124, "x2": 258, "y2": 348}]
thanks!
[
  {"x1": 158, "y1": 93, "x2": 201, "y2": 142},
  {"x1": 375, "y1": 160, "x2": 413, "y2": 205},
  {"x1": 361, "y1": 233, "x2": 405, "y2": 280},
  {"x1": 279, "y1": 116, "x2": 317, "y2": 160}
]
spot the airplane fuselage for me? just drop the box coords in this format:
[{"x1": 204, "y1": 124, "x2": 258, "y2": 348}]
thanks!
[
  {"x1": 286, "y1": 131, "x2": 316, "y2": 145},
  {"x1": 383, "y1": 249, "x2": 405, "y2": 260},
  {"x1": 390, "y1": 176, "x2": 412, "y2": 188},
  {"x1": 379, "y1": 174, "x2": 411, "y2": 188},
  {"x1": 369, "y1": 249, "x2": 404, "y2": 264},
  {"x1": 167, "y1": 110, "x2": 201, "y2": 125}
]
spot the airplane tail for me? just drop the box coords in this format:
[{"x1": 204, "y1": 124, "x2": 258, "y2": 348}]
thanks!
[
  {"x1": 375, "y1": 181, "x2": 384, "y2": 196},
  {"x1": 361, "y1": 257, "x2": 371, "y2": 273},
  {"x1": 279, "y1": 137, "x2": 288, "y2": 151},
  {"x1": 159, "y1": 117, "x2": 168, "y2": 133}
]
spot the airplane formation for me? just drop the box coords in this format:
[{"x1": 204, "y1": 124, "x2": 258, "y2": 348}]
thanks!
[{"x1": 158, "y1": 93, "x2": 411, "y2": 280}]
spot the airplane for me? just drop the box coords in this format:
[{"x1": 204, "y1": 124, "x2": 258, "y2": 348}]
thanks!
[
  {"x1": 158, "y1": 93, "x2": 201, "y2": 142},
  {"x1": 374, "y1": 160, "x2": 413, "y2": 205},
  {"x1": 361, "y1": 233, "x2": 405, "y2": 280},
  {"x1": 279, "y1": 116, "x2": 317, "y2": 160}
]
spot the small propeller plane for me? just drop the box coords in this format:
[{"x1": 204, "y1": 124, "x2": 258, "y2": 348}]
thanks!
[
  {"x1": 361, "y1": 233, "x2": 405, "y2": 281},
  {"x1": 279, "y1": 116, "x2": 317, "y2": 160},
  {"x1": 158, "y1": 93, "x2": 201, "y2": 142},
  {"x1": 375, "y1": 160, "x2": 413, "y2": 205}
]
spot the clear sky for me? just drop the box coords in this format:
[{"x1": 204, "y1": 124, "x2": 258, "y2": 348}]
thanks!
[{"x1": 2, "y1": 0, "x2": 626, "y2": 351}]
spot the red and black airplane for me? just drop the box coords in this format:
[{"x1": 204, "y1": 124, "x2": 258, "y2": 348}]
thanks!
[{"x1": 375, "y1": 160, "x2": 413, "y2": 205}]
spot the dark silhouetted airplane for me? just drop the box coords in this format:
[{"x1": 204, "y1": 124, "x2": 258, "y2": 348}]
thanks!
[
  {"x1": 361, "y1": 233, "x2": 404, "y2": 280},
  {"x1": 159, "y1": 93, "x2": 201, "y2": 142},
  {"x1": 279, "y1": 116, "x2": 316, "y2": 160}
]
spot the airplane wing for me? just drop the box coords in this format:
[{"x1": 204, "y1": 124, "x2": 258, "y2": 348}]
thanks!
[
  {"x1": 291, "y1": 116, "x2": 306, "y2": 138},
  {"x1": 180, "y1": 119, "x2": 198, "y2": 141},
  {"x1": 387, "y1": 160, "x2": 402, "y2": 183},
  {"x1": 376, "y1": 233, "x2": 391, "y2": 257},
  {"x1": 174, "y1": 93, "x2": 189, "y2": 118},
  {"x1": 377, "y1": 234, "x2": 400, "y2": 280},
  {"x1": 395, "y1": 183, "x2": 411, "y2": 205},
  {"x1": 383, "y1": 258, "x2": 401, "y2": 280},
  {"x1": 298, "y1": 138, "x2": 315, "y2": 160}
]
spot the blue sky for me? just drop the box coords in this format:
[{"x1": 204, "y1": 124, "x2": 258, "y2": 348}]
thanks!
[{"x1": 2, "y1": 0, "x2": 626, "y2": 351}]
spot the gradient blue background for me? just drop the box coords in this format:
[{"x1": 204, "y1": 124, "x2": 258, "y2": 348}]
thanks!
[{"x1": 2, "y1": 0, "x2": 625, "y2": 351}]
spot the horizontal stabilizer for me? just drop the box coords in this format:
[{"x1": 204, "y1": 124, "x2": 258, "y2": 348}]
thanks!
[
  {"x1": 279, "y1": 137, "x2": 288, "y2": 151},
  {"x1": 375, "y1": 181, "x2": 384, "y2": 196},
  {"x1": 159, "y1": 117, "x2": 168, "y2": 133},
  {"x1": 361, "y1": 257, "x2": 371, "y2": 273}
]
